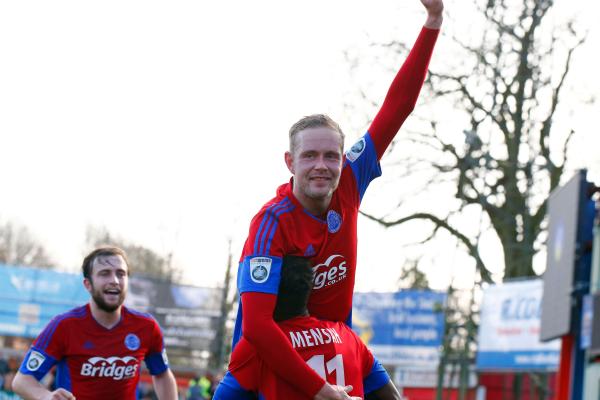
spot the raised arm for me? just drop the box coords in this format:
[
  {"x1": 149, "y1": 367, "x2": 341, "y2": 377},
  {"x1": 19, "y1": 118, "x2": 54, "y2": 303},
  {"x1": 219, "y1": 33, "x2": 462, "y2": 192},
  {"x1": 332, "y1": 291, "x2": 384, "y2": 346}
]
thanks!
[
  {"x1": 369, "y1": 0, "x2": 443, "y2": 159},
  {"x1": 422, "y1": 0, "x2": 444, "y2": 29}
]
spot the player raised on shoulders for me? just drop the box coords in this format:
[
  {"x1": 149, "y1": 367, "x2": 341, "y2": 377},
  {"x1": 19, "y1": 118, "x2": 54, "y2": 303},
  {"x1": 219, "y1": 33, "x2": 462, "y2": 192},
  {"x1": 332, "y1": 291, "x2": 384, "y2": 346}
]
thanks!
[{"x1": 214, "y1": 1, "x2": 444, "y2": 399}]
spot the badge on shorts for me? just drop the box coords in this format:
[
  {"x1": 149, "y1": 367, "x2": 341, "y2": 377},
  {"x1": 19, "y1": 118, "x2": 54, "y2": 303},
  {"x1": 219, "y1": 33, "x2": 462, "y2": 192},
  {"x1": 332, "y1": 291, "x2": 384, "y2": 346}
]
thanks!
[
  {"x1": 125, "y1": 333, "x2": 141, "y2": 351},
  {"x1": 27, "y1": 350, "x2": 45, "y2": 371},
  {"x1": 327, "y1": 210, "x2": 342, "y2": 233},
  {"x1": 345, "y1": 138, "x2": 366, "y2": 162},
  {"x1": 250, "y1": 257, "x2": 272, "y2": 283},
  {"x1": 162, "y1": 349, "x2": 169, "y2": 365}
]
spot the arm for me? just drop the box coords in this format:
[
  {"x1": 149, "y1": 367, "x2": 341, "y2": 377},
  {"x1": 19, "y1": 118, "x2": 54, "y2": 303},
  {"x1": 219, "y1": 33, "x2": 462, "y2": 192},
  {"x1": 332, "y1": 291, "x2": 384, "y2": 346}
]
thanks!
[
  {"x1": 365, "y1": 381, "x2": 403, "y2": 400},
  {"x1": 12, "y1": 372, "x2": 75, "y2": 400},
  {"x1": 368, "y1": 0, "x2": 443, "y2": 160},
  {"x1": 152, "y1": 369, "x2": 178, "y2": 400},
  {"x1": 242, "y1": 292, "x2": 346, "y2": 400}
]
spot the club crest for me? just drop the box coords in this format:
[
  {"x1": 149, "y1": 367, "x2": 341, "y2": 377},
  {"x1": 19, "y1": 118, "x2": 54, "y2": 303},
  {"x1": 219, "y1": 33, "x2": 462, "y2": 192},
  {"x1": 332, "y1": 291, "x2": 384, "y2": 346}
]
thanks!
[
  {"x1": 125, "y1": 333, "x2": 141, "y2": 351},
  {"x1": 327, "y1": 210, "x2": 342, "y2": 233}
]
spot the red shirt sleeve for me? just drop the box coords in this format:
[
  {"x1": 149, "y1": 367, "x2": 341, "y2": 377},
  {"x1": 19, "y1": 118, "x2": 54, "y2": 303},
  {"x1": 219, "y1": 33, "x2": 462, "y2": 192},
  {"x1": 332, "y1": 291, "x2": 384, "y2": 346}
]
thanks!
[
  {"x1": 229, "y1": 338, "x2": 261, "y2": 391},
  {"x1": 241, "y1": 292, "x2": 325, "y2": 397},
  {"x1": 369, "y1": 27, "x2": 440, "y2": 159}
]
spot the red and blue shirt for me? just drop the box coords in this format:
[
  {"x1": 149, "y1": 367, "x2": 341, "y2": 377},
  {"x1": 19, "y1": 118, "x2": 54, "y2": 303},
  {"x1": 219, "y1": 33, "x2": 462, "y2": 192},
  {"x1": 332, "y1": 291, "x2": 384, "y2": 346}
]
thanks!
[{"x1": 19, "y1": 304, "x2": 169, "y2": 400}]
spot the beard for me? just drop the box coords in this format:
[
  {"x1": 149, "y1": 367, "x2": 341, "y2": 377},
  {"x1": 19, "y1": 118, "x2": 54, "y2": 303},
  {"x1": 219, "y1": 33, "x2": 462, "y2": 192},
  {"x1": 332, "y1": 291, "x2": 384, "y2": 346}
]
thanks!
[{"x1": 90, "y1": 284, "x2": 126, "y2": 313}]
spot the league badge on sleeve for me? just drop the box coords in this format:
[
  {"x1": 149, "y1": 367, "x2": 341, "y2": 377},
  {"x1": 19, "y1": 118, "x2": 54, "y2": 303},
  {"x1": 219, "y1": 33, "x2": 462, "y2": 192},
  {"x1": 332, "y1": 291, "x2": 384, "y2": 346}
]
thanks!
[
  {"x1": 345, "y1": 138, "x2": 366, "y2": 162},
  {"x1": 26, "y1": 350, "x2": 46, "y2": 372},
  {"x1": 249, "y1": 257, "x2": 272, "y2": 283}
]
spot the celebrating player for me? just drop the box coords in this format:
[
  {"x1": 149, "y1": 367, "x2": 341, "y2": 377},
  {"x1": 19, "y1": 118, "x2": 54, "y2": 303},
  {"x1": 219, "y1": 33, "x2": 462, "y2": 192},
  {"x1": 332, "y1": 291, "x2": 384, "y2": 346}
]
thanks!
[
  {"x1": 13, "y1": 247, "x2": 178, "y2": 400},
  {"x1": 226, "y1": 256, "x2": 401, "y2": 399},
  {"x1": 215, "y1": 1, "x2": 444, "y2": 399}
]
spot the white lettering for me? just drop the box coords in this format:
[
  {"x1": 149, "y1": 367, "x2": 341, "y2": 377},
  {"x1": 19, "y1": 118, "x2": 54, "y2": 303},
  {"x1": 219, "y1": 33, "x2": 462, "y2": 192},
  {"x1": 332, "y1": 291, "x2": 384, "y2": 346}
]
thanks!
[
  {"x1": 290, "y1": 331, "x2": 306, "y2": 349},
  {"x1": 328, "y1": 328, "x2": 342, "y2": 344},
  {"x1": 302, "y1": 330, "x2": 314, "y2": 347},
  {"x1": 321, "y1": 328, "x2": 332, "y2": 344},
  {"x1": 80, "y1": 356, "x2": 138, "y2": 380},
  {"x1": 310, "y1": 328, "x2": 324, "y2": 346},
  {"x1": 312, "y1": 255, "x2": 348, "y2": 290}
]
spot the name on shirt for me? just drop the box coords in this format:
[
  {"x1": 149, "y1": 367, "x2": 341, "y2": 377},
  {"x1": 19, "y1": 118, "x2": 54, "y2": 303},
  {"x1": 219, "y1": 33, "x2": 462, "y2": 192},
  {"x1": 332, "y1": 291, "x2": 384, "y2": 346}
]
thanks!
[{"x1": 289, "y1": 328, "x2": 342, "y2": 349}]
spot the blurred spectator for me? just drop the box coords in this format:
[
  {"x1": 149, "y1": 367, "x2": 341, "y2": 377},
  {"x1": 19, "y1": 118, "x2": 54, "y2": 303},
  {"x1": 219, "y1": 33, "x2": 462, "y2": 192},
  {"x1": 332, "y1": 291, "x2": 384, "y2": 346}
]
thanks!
[{"x1": 187, "y1": 372, "x2": 213, "y2": 399}]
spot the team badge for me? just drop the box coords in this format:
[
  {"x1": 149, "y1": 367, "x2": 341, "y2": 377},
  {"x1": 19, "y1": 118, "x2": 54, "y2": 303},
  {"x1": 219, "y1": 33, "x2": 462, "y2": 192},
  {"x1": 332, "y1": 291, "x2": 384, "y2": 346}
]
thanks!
[
  {"x1": 345, "y1": 138, "x2": 366, "y2": 162},
  {"x1": 26, "y1": 351, "x2": 45, "y2": 372},
  {"x1": 327, "y1": 210, "x2": 342, "y2": 233},
  {"x1": 250, "y1": 257, "x2": 272, "y2": 283},
  {"x1": 124, "y1": 334, "x2": 140, "y2": 351}
]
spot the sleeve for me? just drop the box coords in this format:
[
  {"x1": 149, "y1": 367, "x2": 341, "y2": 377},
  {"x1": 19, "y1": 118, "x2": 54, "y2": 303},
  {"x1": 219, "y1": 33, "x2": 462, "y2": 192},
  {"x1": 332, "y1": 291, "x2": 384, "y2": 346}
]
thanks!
[
  {"x1": 228, "y1": 338, "x2": 260, "y2": 391},
  {"x1": 368, "y1": 27, "x2": 440, "y2": 160},
  {"x1": 236, "y1": 204, "x2": 326, "y2": 397},
  {"x1": 344, "y1": 133, "x2": 382, "y2": 203},
  {"x1": 18, "y1": 317, "x2": 66, "y2": 380},
  {"x1": 144, "y1": 318, "x2": 169, "y2": 375}
]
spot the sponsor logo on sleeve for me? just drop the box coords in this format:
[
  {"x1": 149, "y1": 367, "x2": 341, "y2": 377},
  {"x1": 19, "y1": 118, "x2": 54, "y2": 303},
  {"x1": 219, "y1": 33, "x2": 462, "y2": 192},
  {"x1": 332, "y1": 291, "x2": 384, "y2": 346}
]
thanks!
[
  {"x1": 345, "y1": 138, "x2": 366, "y2": 162},
  {"x1": 249, "y1": 257, "x2": 272, "y2": 283},
  {"x1": 124, "y1": 334, "x2": 140, "y2": 351},
  {"x1": 26, "y1": 351, "x2": 46, "y2": 372}
]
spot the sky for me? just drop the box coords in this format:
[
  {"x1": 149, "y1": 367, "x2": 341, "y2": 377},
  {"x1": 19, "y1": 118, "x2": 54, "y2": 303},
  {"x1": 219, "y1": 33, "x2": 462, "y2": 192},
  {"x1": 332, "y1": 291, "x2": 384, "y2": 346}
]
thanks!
[{"x1": 1, "y1": 0, "x2": 599, "y2": 292}]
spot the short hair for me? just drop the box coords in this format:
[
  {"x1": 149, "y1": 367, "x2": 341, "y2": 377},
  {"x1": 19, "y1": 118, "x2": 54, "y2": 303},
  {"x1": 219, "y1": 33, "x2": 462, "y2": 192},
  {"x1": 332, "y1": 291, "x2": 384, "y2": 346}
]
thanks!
[
  {"x1": 288, "y1": 114, "x2": 345, "y2": 154},
  {"x1": 81, "y1": 246, "x2": 130, "y2": 280},
  {"x1": 273, "y1": 255, "x2": 314, "y2": 322}
]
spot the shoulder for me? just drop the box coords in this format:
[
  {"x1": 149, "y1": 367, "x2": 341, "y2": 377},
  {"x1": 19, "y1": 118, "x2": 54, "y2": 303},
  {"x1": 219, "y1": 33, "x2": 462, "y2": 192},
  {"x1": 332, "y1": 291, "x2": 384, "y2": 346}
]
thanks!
[
  {"x1": 123, "y1": 306, "x2": 159, "y2": 326},
  {"x1": 48, "y1": 305, "x2": 88, "y2": 327},
  {"x1": 248, "y1": 195, "x2": 297, "y2": 238},
  {"x1": 35, "y1": 305, "x2": 88, "y2": 348},
  {"x1": 252, "y1": 192, "x2": 296, "y2": 223}
]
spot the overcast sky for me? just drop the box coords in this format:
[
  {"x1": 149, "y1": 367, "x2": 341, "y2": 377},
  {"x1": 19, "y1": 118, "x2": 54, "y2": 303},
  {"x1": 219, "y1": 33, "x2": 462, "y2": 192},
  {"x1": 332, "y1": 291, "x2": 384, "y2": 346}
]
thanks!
[{"x1": 1, "y1": 0, "x2": 599, "y2": 292}]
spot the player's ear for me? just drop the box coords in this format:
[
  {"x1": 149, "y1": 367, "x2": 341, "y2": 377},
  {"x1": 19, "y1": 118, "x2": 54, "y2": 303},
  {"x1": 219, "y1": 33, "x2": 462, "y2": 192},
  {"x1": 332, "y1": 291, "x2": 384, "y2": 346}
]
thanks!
[
  {"x1": 83, "y1": 278, "x2": 93, "y2": 293},
  {"x1": 285, "y1": 151, "x2": 294, "y2": 174}
]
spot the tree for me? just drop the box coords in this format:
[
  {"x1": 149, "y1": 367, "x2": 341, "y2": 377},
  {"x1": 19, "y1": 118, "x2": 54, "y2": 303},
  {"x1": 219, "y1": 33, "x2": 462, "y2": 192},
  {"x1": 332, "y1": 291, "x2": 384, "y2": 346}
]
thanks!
[
  {"x1": 398, "y1": 258, "x2": 430, "y2": 289},
  {"x1": 359, "y1": 0, "x2": 588, "y2": 282},
  {"x1": 0, "y1": 220, "x2": 54, "y2": 268},
  {"x1": 86, "y1": 226, "x2": 181, "y2": 282},
  {"x1": 349, "y1": 2, "x2": 588, "y2": 398}
]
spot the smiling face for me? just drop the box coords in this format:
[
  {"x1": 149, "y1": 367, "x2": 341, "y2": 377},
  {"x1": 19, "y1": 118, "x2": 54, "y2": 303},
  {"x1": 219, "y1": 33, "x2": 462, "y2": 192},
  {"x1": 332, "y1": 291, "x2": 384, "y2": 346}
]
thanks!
[
  {"x1": 84, "y1": 254, "x2": 129, "y2": 313},
  {"x1": 285, "y1": 126, "x2": 343, "y2": 215}
]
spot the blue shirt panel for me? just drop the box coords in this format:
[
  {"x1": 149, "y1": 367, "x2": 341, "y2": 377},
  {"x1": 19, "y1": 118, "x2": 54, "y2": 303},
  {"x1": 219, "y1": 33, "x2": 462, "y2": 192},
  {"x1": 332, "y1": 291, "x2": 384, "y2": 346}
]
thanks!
[
  {"x1": 56, "y1": 358, "x2": 72, "y2": 391},
  {"x1": 345, "y1": 133, "x2": 382, "y2": 203},
  {"x1": 145, "y1": 350, "x2": 169, "y2": 375},
  {"x1": 238, "y1": 256, "x2": 282, "y2": 295}
]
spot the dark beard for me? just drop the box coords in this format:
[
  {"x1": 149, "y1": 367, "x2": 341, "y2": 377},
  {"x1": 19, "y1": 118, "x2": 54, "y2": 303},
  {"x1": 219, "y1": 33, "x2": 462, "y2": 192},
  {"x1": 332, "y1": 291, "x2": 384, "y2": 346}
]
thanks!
[{"x1": 91, "y1": 290, "x2": 124, "y2": 312}]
